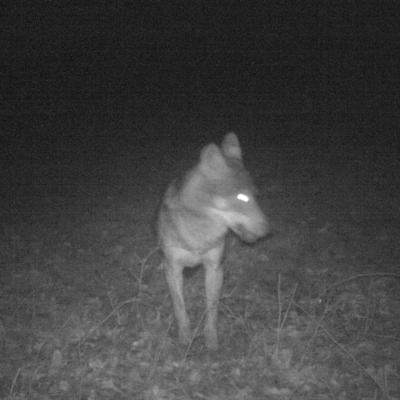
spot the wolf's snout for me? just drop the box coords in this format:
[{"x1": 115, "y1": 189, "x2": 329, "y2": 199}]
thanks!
[
  {"x1": 235, "y1": 216, "x2": 269, "y2": 243},
  {"x1": 250, "y1": 210, "x2": 269, "y2": 238}
]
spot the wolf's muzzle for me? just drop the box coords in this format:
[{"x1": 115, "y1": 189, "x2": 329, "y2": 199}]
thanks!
[{"x1": 234, "y1": 217, "x2": 269, "y2": 243}]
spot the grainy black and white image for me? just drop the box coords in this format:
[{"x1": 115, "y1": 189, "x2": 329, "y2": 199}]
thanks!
[{"x1": 1, "y1": 2, "x2": 399, "y2": 399}]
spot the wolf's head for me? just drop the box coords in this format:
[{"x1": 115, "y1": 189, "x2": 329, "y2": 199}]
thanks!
[{"x1": 192, "y1": 133, "x2": 269, "y2": 243}]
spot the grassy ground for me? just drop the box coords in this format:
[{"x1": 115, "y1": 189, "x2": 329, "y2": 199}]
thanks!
[{"x1": 1, "y1": 115, "x2": 400, "y2": 399}]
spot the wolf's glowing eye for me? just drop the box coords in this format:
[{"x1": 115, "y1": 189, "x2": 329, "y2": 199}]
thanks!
[{"x1": 237, "y1": 193, "x2": 249, "y2": 202}]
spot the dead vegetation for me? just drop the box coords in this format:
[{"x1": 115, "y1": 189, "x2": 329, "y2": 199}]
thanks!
[{"x1": 1, "y1": 142, "x2": 400, "y2": 400}]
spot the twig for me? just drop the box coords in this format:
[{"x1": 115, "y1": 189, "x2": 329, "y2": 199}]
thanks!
[
  {"x1": 131, "y1": 318, "x2": 174, "y2": 397},
  {"x1": 106, "y1": 290, "x2": 121, "y2": 325},
  {"x1": 79, "y1": 297, "x2": 138, "y2": 345},
  {"x1": 300, "y1": 303, "x2": 331, "y2": 365},
  {"x1": 138, "y1": 247, "x2": 160, "y2": 289},
  {"x1": 295, "y1": 301, "x2": 389, "y2": 398},
  {"x1": 9, "y1": 367, "x2": 21, "y2": 396},
  {"x1": 280, "y1": 282, "x2": 298, "y2": 331},
  {"x1": 323, "y1": 273, "x2": 400, "y2": 295},
  {"x1": 275, "y1": 275, "x2": 297, "y2": 357},
  {"x1": 276, "y1": 274, "x2": 282, "y2": 354},
  {"x1": 148, "y1": 318, "x2": 172, "y2": 381}
]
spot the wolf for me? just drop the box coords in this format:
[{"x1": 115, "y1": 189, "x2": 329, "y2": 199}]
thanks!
[{"x1": 157, "y1": 133, "x2": 268, "y2": 350}]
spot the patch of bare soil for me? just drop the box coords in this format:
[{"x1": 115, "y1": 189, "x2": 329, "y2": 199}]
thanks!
[{"x1": 1, "y1": 142, "x2": 399, "y2": 399}]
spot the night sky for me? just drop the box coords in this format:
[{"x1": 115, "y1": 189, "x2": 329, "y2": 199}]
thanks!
[{"x1": 2, "y1": 2, "x2": 399, "y2": 168}]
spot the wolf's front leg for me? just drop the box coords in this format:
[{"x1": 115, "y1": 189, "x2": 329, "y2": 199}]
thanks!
[
  {"x1": 164, "y1": 261, "x2": 191, "y2": 345},
  {"x1": 204, "y1": 261, "x2": 224, "y2": 350}
]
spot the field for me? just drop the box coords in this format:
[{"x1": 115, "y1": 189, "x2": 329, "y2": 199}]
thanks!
[{"x1": 1, "y1": 112, "x2": 399, "y2": 399}]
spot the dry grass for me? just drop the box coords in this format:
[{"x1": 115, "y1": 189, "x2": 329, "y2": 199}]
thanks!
[{"x1": 1, "y1": 132, "x2": 400, "y2": 399}]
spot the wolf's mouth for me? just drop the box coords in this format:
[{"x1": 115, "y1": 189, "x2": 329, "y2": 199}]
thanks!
[
  {"x1": 233, "y1": 225, "x2": 260, "y2": 243},
  {"x1": 232, "y1": 219, "x2": 269, "y2": 242}
]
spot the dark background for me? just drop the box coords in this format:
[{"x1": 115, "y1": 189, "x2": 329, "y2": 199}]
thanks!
[
  {"x1": 1, "y1": 5, "x2": 400, "y2": 398},
  {"x1": 1, "y1": 1, "x2": 399, "y2": 205}
]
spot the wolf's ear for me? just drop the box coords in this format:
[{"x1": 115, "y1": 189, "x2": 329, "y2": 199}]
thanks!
[
  {"x1": 221, "y1": 132, "x2": 242, "y2": 160},
  {"x1": 199, "y1": 143, "x2": 227, "y2": 175}
]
